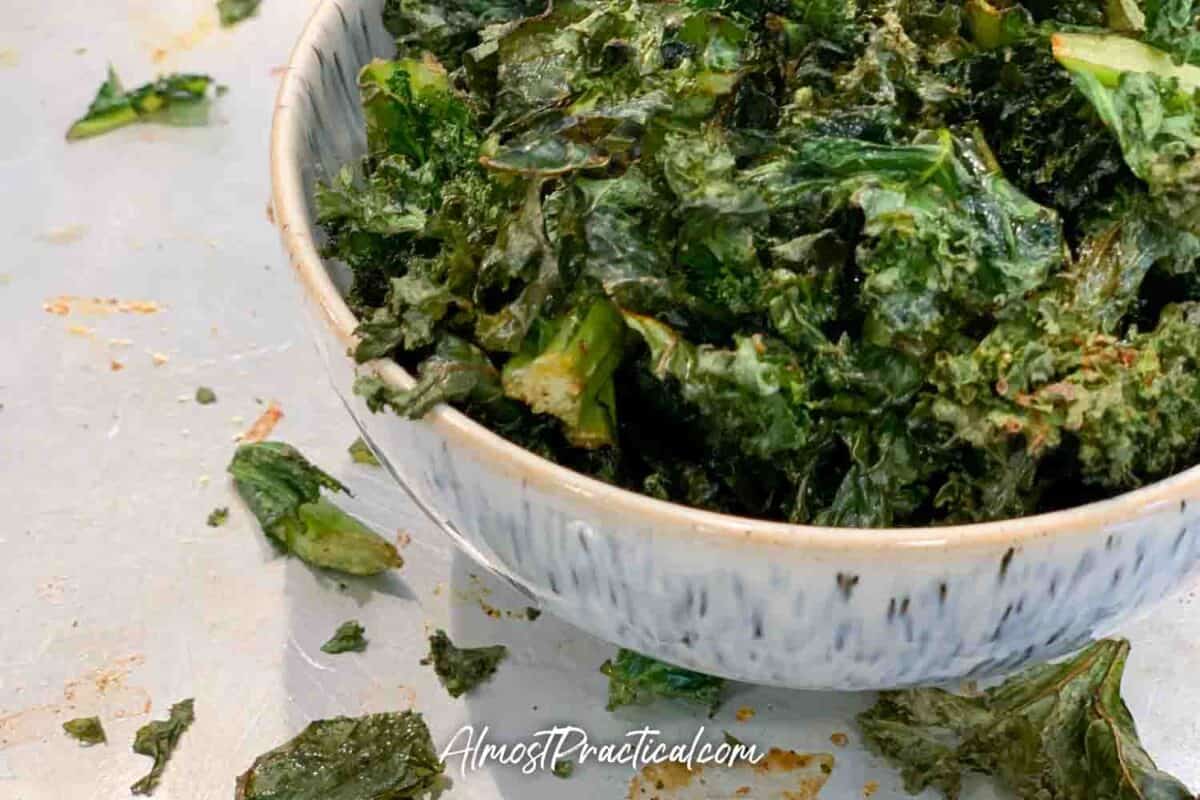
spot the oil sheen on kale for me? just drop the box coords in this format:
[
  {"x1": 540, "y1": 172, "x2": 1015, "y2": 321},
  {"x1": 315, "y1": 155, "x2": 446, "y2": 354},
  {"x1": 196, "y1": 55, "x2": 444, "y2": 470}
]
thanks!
[{"x1": 321, "y1": 0, "x2": 1200, "y2": 527}]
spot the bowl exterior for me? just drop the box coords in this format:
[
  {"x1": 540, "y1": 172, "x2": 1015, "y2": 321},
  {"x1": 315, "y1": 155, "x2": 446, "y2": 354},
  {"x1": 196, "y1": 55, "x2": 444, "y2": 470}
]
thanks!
[{"x1": 272, "y1": 0, "x2": 1200, "y2": 689}]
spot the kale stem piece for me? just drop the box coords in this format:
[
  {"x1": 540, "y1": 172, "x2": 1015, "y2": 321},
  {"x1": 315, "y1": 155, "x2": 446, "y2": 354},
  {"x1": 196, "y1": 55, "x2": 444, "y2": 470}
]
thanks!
[
  {"x1": 501, "y1": 298, "x2": 625, "y2": 448},
  {"x1": 1052, "y1": 32, "x2": 1200, "y2": 90}
]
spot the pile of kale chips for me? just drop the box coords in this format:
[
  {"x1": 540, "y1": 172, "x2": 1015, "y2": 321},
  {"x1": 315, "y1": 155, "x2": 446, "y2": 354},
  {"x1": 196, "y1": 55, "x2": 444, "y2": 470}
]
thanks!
[{"x1": 319, "y1": 0, "x2": 1200, "y2": 527}]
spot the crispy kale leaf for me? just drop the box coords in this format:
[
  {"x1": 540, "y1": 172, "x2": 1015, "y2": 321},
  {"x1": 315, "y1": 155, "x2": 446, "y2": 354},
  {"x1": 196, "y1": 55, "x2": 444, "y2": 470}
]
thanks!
[
  {"x1": 325, "y1": 0, "x2": 1200, "y2": 527},
  {"x1": 421, "y1": 629, "x2": 507, "y2": 698},
  {"x1": 858, "y1": 639, "x2": 1194, "y2": 800},
  {"x1": 67, "y1": 68, "x2": 220, "y2": 141},
  {"x1": 1056, "y1": 34, "x2": 1200, "y2": 234},
  {"x1": 62, "y1": 716, "x2": 106, "y2": 746},
  {"x1": 235, "y1": 711, "x2": 444, "y2": 800},
  {"x1": 321, "y1": 620, "x2": 368, "y2": 654},
  {"x1": 347, "y1": 437, "x2": 381, "y2": 466},
  {"x1": 600, "y1": 648, "x2": 726, "y2": 715},
  {"x1": 130, "y1": 698, "x2": 195, "y2": 795},
  {"x1": 206, "y1": 506, "x2": 229, "y2": 527},
  {"x1": 217, "y1": 0, "x2": 261, "y2": 27},
  {"x1": 228, "y1": 442, "x2": 402, "y2": 575}
]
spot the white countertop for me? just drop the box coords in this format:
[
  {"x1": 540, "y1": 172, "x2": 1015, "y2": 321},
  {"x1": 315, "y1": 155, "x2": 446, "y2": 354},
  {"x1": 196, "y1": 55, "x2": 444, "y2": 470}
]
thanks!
[{"x1": 3, "y1": 2, "x2": 1199, "y2": 798}]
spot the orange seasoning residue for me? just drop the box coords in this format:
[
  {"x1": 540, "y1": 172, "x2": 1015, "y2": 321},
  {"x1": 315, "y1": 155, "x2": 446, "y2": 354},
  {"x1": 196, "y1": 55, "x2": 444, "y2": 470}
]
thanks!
[
  {"x1": 863, "y1": 780, "x2": 879, "y2": 798},
  {"x1": 829, "y1": 733, "x2": 849, "y2": 748},
  {"x1": 240, "y1": 402, "x2": 284, "y2": 443},
  {"x1": 43, "y1": 296, "x2": 163, "y2": 316},
  {"x1": 735, "y1": 706, "x2": 756, "y2": 723}
]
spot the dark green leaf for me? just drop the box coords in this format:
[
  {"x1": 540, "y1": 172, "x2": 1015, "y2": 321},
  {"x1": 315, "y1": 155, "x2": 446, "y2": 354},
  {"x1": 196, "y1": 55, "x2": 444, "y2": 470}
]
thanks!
[
  {"x1": 421, "y1": 629, "x2": 507, "y2": 698},
  {"x1": 321, "y1": 620, "x2": 368, "y2": 654},
  {"x1": 217, "y1": 0, "x2": 261, "y2": 27},
  {"x1": 130, "y1": 698, "x2": 195, "y2": 795},
  {"x1": 63, "y1": 716, "x2": 106, "y2": 746},
  {"x1": 228, "y1": 442, "x2": 401, "y2": 575},
  {"x1": 859, "y1": 639, "x2": 1195, "y2": 800},
  {"x1": 600, "y1": 648, "x2": 726, "y2": 715},
  {"x1": 235, "y1": 711, "x2": 444, "y2": 799}
]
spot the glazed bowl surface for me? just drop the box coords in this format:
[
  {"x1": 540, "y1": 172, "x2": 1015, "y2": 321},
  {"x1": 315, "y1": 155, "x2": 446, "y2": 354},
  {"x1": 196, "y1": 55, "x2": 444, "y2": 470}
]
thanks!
[{"x1": 270, "y1": 0, "x2": 1200, "y2": 689}]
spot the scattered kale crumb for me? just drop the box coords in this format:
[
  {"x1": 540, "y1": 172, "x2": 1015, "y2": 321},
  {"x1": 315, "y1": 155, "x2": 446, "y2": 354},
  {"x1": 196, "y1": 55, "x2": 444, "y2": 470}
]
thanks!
[
  {"x1": 217, "y1": 0, "x2": 262, "y2": 27},
  {"x1": 421, "y1": 629, "x2": 507, "y2": 698},
  {"x1": 62, "y1": 716, "x2": 106, "y2": 746},
  {"x1": 348, "y1": 436, "x2": 381, "y2": 466},
  {"x1": 320, "y1": 620, "x2": 368, "y2": 654},
  {"x1": 206, "y1": 507, "x2": 229, "y2": 527},
  {"x1": 552, "y1": 759, "x2": 574, "y2": 779},
  {"x1": 67, "y1": 68, "x2": 221, "y2": 141},
  {"x1": 524, "y1": 606, "x2": 542, "y2": 621},
  {"x1": 858, "y1": 639, "x2": 1194, "y2": 799},
  {"x1": 235, "y1": 711, "x2": 444, "y2": 799},
  {"x1": 601, "y1": 649, "x2": 726, "y2": 715},
  {"x1": 130, "y1": 698, "x2": 195, "y2": 795},
  {"x1": 195, "y1": 387, "x2": 217, "y2": 405},
  {"x1": 228, "y1": 441, "x2": 402, "y2": 575}
]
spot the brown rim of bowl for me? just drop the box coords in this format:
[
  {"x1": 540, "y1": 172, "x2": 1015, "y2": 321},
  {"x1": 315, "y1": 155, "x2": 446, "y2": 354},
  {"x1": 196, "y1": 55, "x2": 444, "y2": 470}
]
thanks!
[{"x1": 269, "y1": 0, "x2": 1200, "y2": 554}]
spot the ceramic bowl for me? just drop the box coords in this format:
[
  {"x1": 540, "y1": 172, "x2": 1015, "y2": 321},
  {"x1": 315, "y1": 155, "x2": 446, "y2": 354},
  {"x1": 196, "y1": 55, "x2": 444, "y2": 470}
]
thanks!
[{"x1": 270, "y1": 0, "x2": 1200, "y2": 690}]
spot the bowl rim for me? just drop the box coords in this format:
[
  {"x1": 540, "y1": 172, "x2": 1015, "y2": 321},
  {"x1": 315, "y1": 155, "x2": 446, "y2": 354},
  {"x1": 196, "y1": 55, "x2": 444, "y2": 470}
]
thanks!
[{"x1": 270, "y1": 0, "x2": 1199, "y2": 554}]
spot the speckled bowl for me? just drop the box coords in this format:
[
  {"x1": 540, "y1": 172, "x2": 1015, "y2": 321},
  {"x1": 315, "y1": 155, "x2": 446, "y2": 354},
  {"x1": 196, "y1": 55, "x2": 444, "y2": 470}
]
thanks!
[{"x1": 270, "y1": 0, "x2": 1200, "y2": 690}]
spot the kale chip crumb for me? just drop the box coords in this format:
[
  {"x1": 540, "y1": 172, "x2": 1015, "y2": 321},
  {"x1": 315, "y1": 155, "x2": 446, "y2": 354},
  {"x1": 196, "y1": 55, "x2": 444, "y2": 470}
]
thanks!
[
  {"x1": 320, "y1": 620, "x2": 368, "y2": 654},
  {"x1": 217, "y1": 0, "x2": 261, "y2": 27},
  {"x1": 524, "y1": 606, "x2": 542, "y2": 621},
  {"x1": 421, "y1": 629, "x2": 507, "y2": 698},
  {"x1": 348, "y1": 436, "x2": 381, "y2": 466},
  {"x1": 130, "y1": 698, "x2": 195, "y2": 795},
  {"x1": 236, "y1": 711, "x2": 444, "y2": 799},
  {"x1": 195, "y1": 387, "x2": 217, "y2": 405},
  {"x1": 601, "y1": 649, "x2": 726, "y2": 716},
  {"x1": 552, "y1": 759, "x2": 574, "y2": 779},
  {"x1": 206, "y1": 507, "x2": 229, "y2": 527},
  {"x1": 63, "y1": 716, "x2": 106, "y2": 746}
]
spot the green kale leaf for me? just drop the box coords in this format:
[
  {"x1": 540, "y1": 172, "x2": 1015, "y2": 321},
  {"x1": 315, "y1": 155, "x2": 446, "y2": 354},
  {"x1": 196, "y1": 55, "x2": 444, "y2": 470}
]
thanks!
[
  {"x1": 235, "y1": 711, "x2": 444, "y2": 800},
  {"x1": 858, "y1": 639, "x2": 1194, "y2": 800},
  {"x1": 321, "y1": 620, "x2": 368, "y2": 654},
  {"x1": 62, "y1": 716, "x2": 106, "y2": 746},
  {"x1": 227, "y1": 442, "x2": 402, "y2": 575},
  {"x1": 421, "y1": 629, "x2": 507, "y2": 698},
  {"x1": 347, "y1": 437, "x2": 381, "y2": 466},
  {"x1": 217, "y1": 0, "x2": 261, "y2": 27},
  {"x1": 600, "y1": 648, "x2": 726, "y2": 715},
  {"x1": 67, "y1": 68, "x2": 221, "y2": 141},
  {"x1": 206, "y1": 506, "x2": 229, "y2": 527},
  {"x1": 130, "y1": 698, "x2": 195, "y2": 795}
]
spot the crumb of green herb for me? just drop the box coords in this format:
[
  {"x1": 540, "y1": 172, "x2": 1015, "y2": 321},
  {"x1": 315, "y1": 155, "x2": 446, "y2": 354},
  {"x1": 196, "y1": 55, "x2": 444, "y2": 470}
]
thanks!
[
  {"x1": 320, "y1": 620, "x2": 367, "y2": 654},
  {"x1": 63, "y1": 716, "x2": 106, "y2": 746},
  {"x1": 421, "y1": 629, "x2": 507, "y2": 698},
  {"x1": 348, "y1": 436, "x2": 381, "y2": 466},
  {"x1": 601, "y1": 649, "x2": 726, "y2": 716},
  {"x1": 67, "y1": 68, "x2": 220, "y2": 141},
  {"x1": 524, "y1": 606, "x2": 541, "y2": 621},
  {"x1": 206, "y1": 507, "x2": 228, "y2": 527},
  {"x1": 130, "y1": 698, "x2": 195, "y2": 795},
  {"x1": 195, "y1": 387, "x2": 217, "y2": 405},
  {"x1": 552, "y1": 759, "x2": 574, "y2": 779},
  {"x1": 217, "y1": 0, "x2": 261, "y2": 27},
  {"x1": 858, "y1": 639, "x2": 1194, "y2": 799},
  {"x1": 235, "y1": 711, "x2": 444, "y2": 799},
  {"x1": 227, "y1": 441, "x2": 402, "y2": 575}
]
